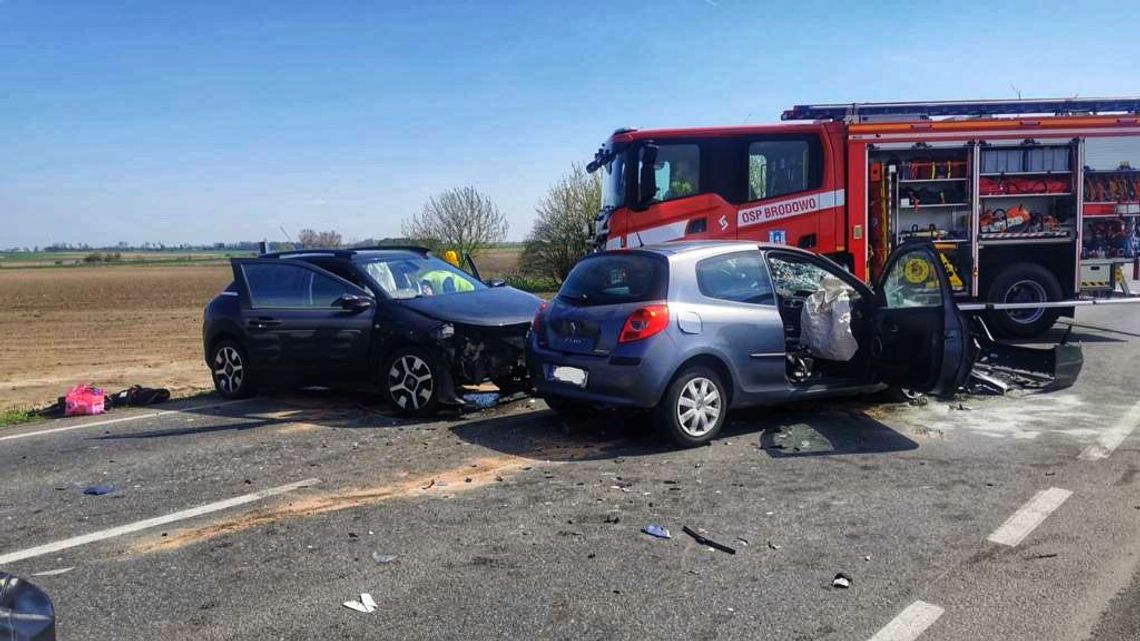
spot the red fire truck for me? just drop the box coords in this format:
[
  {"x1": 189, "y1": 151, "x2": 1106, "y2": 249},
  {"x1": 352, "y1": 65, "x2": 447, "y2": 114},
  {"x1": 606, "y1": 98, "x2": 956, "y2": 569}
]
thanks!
[{"x1": 586, "y1": 97, "x2": 1140, "y2": 336}]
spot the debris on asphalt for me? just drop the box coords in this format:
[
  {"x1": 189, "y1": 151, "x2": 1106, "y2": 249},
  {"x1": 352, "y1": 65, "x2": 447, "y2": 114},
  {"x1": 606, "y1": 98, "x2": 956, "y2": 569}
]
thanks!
[
  {"x1": 604, "y1": 514, "x2": 621, "y2": 524},
  {"x1": 735, "y1": 537, "x2": 750, "y2": 547},
  {"x1": 832, "y1": 573, "x2": 852, "y2": 589},
  {"x1": 681, "y1": 526, "x2": 736, "y2": 555},
  {"x1": 767, "y1": 541, "x2": 781, "y2": 551},
  {"x1": 343, "y1": 593, "x2": 377, "y2": 614},
  {"x1": 463, "y1": 392, "x2": 500, "y2": 409},
  {"x1": 1030, "y1": 552, "x2": 1059, "y2": 560},
  {"x1": 31, "y1": 567, "x2": 74, "y2": 577},
  {"x1": 863, "y1": 556, "x2": 871, "y2": 562},
  {"x1": 968, "y1": 368, "x2": 1011, "y2": 395},
  {"x1": 370, "y1": 552, "x2": 397, "y2": 565},
  {"x1": 83, "y1": 484, "x2": 114, "y2": 496},
  {"x1": 642, "y1": 524, "x2": 671, "y2": 539},
  {"x1": 421, "y1": 479, "x2": 435, "y2": 490}
]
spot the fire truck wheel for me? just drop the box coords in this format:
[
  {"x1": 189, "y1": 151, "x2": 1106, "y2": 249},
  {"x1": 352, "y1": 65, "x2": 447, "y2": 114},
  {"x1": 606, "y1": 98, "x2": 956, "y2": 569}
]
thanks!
[{"x1": 985, "y1": 263, "x2": 1062, "y2": 338}]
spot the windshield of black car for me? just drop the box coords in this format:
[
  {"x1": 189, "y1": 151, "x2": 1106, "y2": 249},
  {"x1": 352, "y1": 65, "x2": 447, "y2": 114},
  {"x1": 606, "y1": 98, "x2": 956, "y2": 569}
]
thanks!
[
  {"x1": 558, "y1": 253, "x2": 667, "y2": 306},
  {"x1": 602, "y1": 150, "x2": 626, "y2": 209},
  {"x1": 358, "y1": 256, "x2": 485, "y2": 299}
]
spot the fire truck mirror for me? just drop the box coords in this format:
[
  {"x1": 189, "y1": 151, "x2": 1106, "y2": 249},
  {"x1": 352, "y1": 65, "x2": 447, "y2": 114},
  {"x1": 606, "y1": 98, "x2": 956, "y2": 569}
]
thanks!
[{"x1": 636, "y1": 144, "x2": 659, "y2": 209}]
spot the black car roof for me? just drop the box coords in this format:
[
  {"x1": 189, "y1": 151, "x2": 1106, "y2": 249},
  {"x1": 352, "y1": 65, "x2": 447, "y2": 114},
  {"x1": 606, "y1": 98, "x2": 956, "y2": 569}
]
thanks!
[{"x1": 259, "y1": 245, "x2": 432, "y2": 261}]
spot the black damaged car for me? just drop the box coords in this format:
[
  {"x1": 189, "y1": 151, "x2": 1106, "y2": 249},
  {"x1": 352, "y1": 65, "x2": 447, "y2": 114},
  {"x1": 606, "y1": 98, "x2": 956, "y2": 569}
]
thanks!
[{"x1": 201, "y1": 247, "x2": 542, "y2": 416}]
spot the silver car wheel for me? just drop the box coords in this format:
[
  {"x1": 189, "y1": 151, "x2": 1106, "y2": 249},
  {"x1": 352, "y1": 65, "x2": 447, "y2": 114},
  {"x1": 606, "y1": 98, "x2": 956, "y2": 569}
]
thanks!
[
  {"x1": 676, "y1": 376, "x2": 721, "y2": 437},
  {"x1": 213, "y1": 346, "x2": 244, "y2": 394},
  {"x1": 388, "y1": 354, "x2": 434, "y2": 410}
]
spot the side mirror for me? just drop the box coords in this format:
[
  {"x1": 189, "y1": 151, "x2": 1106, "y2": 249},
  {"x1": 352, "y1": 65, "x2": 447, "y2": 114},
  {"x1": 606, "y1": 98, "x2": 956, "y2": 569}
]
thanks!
[
  {"x1": 337, "y1": 294, "x2": 374, "y2": 312},
  {"x1": 486, "y1": 279, "x2": 507, "y2": 288},
  {"x1": 636, "y1": 143, "x2": 659, "y2": 210}
]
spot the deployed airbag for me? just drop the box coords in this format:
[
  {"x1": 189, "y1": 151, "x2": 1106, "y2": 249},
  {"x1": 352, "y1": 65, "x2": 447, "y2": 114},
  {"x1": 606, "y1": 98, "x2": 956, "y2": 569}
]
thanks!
[{"x1": 799, "y1": 276, "x2": 858, "y2": 362}]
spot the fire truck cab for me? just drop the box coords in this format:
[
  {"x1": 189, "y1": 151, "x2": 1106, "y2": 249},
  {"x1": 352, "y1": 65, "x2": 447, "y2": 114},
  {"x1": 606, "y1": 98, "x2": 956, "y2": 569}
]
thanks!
[{"x1": 588, "y1": 97, "x2": 1140, "y2": 337}]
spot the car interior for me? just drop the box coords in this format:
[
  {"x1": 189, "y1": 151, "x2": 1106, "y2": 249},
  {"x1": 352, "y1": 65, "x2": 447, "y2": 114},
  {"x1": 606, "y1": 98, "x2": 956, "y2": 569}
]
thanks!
[{"x1": 764, "y1": 252, "x2": 875, "y2": 386}]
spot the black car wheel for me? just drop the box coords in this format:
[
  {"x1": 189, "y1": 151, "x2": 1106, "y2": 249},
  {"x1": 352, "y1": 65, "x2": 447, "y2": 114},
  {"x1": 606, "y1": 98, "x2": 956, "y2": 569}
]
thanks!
[
  {"x1": 654, "y1": 366, "x2": 727, "y2": 448},
  {"x1": 383, "y1": 346, "x2": 442, "y2": 416},
  {"x1": 211, "y1": 340, "x2": 254, "y2": 399}
]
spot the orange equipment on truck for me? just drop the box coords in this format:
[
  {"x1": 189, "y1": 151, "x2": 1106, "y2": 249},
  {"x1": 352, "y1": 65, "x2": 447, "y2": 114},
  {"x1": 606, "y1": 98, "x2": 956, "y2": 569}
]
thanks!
[{"x1": 586, "y1": 97, "x2": 1140, "y2": 336}]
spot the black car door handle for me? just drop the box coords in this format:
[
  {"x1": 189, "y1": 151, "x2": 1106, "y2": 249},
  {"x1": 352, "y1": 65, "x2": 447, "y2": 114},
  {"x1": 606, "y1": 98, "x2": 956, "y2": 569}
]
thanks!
[{"x1": 248, "y1": 318, "x2": 281, "y2": 330}]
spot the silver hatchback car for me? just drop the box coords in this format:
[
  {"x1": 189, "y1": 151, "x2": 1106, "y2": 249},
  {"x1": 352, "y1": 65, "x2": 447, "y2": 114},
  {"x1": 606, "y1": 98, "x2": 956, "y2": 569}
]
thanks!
[{"x1": 527, "y1": 240, "x2": 974, "y2": 447}]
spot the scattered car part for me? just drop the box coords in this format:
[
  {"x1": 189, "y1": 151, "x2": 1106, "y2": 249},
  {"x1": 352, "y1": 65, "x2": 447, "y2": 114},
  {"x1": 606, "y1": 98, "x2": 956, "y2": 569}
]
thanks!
[
  {"x1": 642, "y1": 525, "x2": 671, "y2": 539},
  {"x1": 681, "y1": 526, "x2": 736, "y2": 554},
  {"x1": 832, "y1": 573, "x2": 852, "y2": 589}
]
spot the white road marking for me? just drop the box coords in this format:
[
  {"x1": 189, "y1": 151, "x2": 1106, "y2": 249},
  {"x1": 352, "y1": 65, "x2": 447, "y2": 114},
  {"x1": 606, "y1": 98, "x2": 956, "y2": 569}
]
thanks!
[
  {"x1": 0, "y1": 478, "x2": 320, "y2": 565},
  {"x1": 868, "y1": 601, "x2": 944, "y2": 641},
  {"x1": 0, "y1": 398, "x2": 254, "y2": 443},
  {"x1": 986, "y1": 487, "x2": 1072, "y2": 547},
  {"x1": 1079, "y1": 399, "x2": 1140, "y2": 461}
]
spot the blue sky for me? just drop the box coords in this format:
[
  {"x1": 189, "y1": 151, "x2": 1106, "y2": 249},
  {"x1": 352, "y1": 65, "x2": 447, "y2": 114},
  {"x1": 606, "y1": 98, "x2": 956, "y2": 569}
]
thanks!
[{"x1": 3, "y1": 0, "x2": 1139, "y2": 248}]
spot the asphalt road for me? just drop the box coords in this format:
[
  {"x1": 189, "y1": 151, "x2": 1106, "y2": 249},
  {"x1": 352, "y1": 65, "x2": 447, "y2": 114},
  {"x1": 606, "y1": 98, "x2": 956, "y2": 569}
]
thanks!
[{"x1": 2, "y1": 306, "x2": 1139, "y2": 640}]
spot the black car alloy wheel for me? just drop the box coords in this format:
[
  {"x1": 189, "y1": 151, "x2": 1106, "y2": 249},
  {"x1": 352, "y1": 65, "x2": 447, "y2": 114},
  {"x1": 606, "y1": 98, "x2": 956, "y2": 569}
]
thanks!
[
  {"x1": 384, "y1": 347, "x2": 440, "y2": 415},
  {"x1": 211, "y1": 340, "x2": 253, "y2": 398}
]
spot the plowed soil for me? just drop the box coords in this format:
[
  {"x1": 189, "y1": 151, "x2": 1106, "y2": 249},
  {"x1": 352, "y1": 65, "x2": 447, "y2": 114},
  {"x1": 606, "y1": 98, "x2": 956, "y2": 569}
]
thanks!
[{"x1": 0, "y1": 264, "x2": 233, "y2": 410}]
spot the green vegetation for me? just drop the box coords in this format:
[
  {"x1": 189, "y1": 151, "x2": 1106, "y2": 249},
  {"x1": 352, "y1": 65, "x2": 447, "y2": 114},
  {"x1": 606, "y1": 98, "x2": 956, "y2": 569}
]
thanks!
[{"x1": 0, "y1": 407, "x2": 38, "y2": 428}]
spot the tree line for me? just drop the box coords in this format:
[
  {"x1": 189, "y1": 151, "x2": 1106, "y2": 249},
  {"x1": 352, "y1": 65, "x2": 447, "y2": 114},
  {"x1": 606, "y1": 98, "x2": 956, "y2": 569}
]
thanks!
[{"x1": 300, "y1": 164, "x2": 600, "y2": 283}]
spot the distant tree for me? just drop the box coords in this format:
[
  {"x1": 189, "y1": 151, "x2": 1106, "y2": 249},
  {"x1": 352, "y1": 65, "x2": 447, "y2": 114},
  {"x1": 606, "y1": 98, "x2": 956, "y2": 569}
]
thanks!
[
  {"x1": 297, "y1": 229, "x2": 343, "y2": 248},
  {"x1": 401, "y1": 186, "x2": 508, "y2": 258},
  {"x1": 521, "y1": 164, "x2": 601, "y2": 282}
]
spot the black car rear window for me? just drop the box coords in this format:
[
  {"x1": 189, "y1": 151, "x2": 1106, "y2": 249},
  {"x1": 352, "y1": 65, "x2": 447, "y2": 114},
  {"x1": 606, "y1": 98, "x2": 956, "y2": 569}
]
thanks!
[{"x1": 558, "y1": 253, "x2": 667, "y2": 306}]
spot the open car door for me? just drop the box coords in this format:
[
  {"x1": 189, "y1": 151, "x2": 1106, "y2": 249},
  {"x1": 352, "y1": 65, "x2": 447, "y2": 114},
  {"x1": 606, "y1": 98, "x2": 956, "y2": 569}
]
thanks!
[{"x1": 871, "y1": 243, "x2": 974, "y2": 396}]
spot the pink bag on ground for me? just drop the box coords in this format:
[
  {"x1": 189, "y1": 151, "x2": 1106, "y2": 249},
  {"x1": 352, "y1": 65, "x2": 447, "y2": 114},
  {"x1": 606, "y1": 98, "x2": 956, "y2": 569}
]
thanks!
[{"x1": 65, "y1": 384, "x2": 105, "y2": 416}]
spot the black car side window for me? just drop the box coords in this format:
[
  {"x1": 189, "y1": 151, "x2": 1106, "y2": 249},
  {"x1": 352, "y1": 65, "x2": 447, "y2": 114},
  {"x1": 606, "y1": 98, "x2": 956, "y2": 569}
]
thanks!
[
  {"x1": 695, "y1": 251, "x2": 775, "y2": 305},
  {"x1": 242, "y1": 263, "x2": 351, "y2": 309}
]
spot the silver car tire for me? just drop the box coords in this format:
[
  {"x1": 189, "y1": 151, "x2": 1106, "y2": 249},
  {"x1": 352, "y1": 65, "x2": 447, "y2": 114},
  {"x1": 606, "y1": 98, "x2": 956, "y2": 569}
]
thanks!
[{"x1": 655, "y1": 366, "x2": 727, "y2": 448}]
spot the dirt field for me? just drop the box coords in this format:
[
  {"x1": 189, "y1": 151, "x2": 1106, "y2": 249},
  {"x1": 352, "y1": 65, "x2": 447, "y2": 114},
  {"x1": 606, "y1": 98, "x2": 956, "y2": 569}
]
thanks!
[
  {"x1": 0, "y1": 264, "x2": 233, "y2": 411},
  {"x1": 0, "y1": 248, "x2": 527, "y2": 412}
]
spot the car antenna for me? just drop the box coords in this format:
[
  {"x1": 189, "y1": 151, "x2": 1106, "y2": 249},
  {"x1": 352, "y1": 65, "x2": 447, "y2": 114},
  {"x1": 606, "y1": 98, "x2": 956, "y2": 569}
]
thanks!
[{"x1": 279, "y1": 226, "x2": 297, "y2": 249}]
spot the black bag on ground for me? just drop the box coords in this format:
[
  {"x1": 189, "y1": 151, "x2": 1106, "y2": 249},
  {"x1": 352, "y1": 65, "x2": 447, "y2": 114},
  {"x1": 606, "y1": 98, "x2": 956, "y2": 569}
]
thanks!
[{"x1": 105, "y1": 386, "x2": 171, "y2": 409}]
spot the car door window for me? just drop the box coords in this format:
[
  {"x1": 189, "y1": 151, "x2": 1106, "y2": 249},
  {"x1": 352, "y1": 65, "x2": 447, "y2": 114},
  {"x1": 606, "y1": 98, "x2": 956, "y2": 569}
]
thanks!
[
  {"x1": 748, "y1": 138, "x2": 821, "y2": 201},
  {"x1": 639, "y1": 143, "x2": 701, "y2": 203},
  {"x1": 696, "y1": 251, "x2": 775, "y2": 305},
  {"x1": 242, "y1": 263, "x2": 352, "y2": 309},
  {"x1": 880, "y1": 251, "x2": 944, "y2": 308},
  {"x1": 766, "y1": 254, "x2": 856, "y2": 300}
]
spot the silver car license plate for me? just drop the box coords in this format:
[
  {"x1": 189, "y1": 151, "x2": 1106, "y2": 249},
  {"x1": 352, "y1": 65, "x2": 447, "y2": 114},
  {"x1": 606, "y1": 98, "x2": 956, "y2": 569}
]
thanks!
[{"x1": 550, "y1": 365, "x2": 588, "y2": 388}]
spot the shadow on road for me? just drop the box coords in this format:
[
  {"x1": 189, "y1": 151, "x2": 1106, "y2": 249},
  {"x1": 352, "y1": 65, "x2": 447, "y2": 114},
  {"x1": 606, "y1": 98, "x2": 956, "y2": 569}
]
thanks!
[
  {"x1": 452, "y1": 398, "x2": 919, "y2": 461},
  {"x1": 746, "y1": 404, "x2": 919, "y2": 458}
]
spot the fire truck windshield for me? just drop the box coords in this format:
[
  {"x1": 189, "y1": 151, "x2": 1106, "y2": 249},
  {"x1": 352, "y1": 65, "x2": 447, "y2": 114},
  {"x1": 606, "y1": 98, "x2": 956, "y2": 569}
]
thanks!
[{"x1": 602, "y1": 153, "x2": 626, "y2": 209}]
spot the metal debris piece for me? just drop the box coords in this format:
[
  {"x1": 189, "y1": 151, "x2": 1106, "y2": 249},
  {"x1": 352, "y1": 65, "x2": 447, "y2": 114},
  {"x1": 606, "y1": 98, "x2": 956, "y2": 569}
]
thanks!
[
  {"x1": 832, "y1": 573, "x2": 852, "y2": 589},
  {"x1": 767, "y1": 541, "x2": 781, "y2": 550},
  {"x1": 31, "y1": 567, "x2": 74, "y2": 577},
  {"x1": 83, "y1": 485, "x2": 114, "y2": 496},
  {"x1": 360, "y1": 593, "x2": 377, "y2": 612},
  {"x1": 343, "y1": 600, "x2": 371, "y2": 614},
  {"x1": 681, "y1": 526, "x2": 736, "y2": 554},
  {"x1": 642, "y1": 524, "x2": 671, "y2": 539},
  {"x1": 371, "y1": 552, "x2": 398, "y2": 565}
]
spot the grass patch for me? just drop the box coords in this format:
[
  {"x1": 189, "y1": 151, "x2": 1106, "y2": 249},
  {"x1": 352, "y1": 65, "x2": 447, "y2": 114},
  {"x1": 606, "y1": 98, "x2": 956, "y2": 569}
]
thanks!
[{"x1": 0, "y1": 407, "x2": 39, "y2": 428}]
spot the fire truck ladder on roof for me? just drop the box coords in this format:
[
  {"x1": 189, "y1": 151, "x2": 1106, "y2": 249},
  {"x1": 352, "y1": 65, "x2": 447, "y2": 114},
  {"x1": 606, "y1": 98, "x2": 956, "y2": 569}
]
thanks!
[{"x1": 781, "y1": 97, "x2": 1140, "y2": 122}]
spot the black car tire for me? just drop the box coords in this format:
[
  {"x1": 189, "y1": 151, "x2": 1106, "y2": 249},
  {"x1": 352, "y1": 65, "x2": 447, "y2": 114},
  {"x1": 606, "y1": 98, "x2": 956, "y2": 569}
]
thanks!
[
  {"x1": 542, "y1": 394, "x2": 594, "y2": 416},
  {"x1": 382, "y1": 346, "x2": 444, "y2": 417},
  {"x1": 654, "y1": 366, "x2": 727, "y2": 448},
  {"x1": 985, "y1": 262, "x2": 1062, "y2": 338},
  {"x1": 210, "y1": 339, "x2": 255, "y2": 399}
]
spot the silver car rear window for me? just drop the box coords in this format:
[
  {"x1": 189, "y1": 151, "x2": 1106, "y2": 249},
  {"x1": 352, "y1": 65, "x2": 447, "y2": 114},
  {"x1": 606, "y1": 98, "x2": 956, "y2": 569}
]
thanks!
[{"x1": 558, "y1": 254, "x2": 667, "y2": 307}]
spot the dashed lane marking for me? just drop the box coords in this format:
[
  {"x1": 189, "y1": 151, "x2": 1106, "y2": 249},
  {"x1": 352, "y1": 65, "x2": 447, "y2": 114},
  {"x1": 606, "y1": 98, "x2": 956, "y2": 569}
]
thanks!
[
  {"x1": 868, "y1": 601, "x2": 945, "y2": 641},
  {"x1": 986, "y1": 487, "x2": 1072, "y2": 547},
  {"x1": 1079, "y1": 399, "x2": 1140, "y2": 461},
  {"x1": 0, "y1": 478, "x2": 320, "y2": 566}
]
